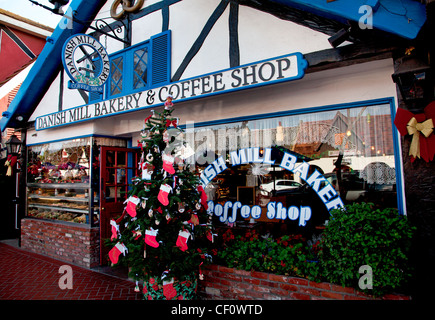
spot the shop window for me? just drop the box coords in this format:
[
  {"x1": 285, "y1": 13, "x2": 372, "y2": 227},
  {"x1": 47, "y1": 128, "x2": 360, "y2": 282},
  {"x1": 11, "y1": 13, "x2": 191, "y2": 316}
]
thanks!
[
  {"x1": 26, "y1": 137, "x2": 127, "y2": 225},
  {"x1": 133, "y1": 47, "x2": 148, "y2": 89},
  {"x1": 88, "y1": 30, "x2": 171, "y2": 102},
  {"x1": 189, "y1": 103, "x2": 399, "y2": 237},
  {"x1": 110, "y1": 55, "x2": 124, "y2": 96}
]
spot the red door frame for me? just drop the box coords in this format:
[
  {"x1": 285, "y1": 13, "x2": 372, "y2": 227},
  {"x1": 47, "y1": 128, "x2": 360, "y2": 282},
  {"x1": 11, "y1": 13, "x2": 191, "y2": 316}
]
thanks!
[{"x1": 99, "y1": 146, "x2": 139, "y2": 265}]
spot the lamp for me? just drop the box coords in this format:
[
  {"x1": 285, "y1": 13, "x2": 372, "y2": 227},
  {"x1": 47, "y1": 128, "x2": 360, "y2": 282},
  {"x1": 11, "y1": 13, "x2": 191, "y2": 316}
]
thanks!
[
  {"x1": 392, "y1": 57, "x2": 432, "y2": 105},
  {"x1": 4, "y1": 134, "x2": 22, "y2": 176},
  {"x1": 328, "y1": 28, "x2": 351, "y2": 48},
  {"x1": 5, "y1": 134, "x2": 22, "y2": 156},
  {"x1": 48, "y1": 0, "x2": 70, "y2": 14}
]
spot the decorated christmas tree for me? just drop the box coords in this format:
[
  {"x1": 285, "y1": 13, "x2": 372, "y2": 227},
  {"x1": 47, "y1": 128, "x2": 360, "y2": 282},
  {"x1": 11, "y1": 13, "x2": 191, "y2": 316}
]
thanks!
[{"x1": 107, "y1": 96, "x2": 215, "y2": 300}]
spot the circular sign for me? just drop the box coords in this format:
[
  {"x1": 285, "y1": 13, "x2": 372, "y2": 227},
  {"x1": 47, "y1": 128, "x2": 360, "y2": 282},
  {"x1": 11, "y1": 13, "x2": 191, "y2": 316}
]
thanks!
[{"x1": 62, "y1": 34, "x2": 110, "y2": 92}]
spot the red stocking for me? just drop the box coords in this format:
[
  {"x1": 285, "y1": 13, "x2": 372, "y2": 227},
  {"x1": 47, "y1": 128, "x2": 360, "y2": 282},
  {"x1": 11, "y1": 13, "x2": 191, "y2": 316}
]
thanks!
[{"x1": 176, "y1": 229, "x2": 191, "y2": 252}]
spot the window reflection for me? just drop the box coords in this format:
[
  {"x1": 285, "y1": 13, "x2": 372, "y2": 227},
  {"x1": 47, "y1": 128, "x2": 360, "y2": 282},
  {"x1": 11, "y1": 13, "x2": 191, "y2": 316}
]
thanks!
[{"x1": 192, "y1": 104, "x2": 397, "y2": 230}]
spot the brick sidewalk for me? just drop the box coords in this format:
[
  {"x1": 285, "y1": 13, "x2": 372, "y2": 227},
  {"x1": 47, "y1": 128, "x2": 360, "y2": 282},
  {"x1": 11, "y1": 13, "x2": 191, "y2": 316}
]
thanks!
[{"x1": 0, "y1": 242, "x2": 142, "y2": 300}]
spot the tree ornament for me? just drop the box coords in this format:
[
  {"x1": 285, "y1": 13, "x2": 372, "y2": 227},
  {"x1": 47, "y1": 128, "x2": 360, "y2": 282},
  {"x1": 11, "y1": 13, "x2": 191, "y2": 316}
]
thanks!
[
  {"x1": 145, "y1": 228, "x2": 159, "y2": 248},
  {"x1": 146, "y1": 151, "x2": 154, "y2": 162},
  {"x1": 176, "y1": 229, "x2": 191, "y2": 252},
  {"x1": 164, "y1": 94, "x2": 174, "y2": 110},
  {"x1": 178, "y1": 202, "x2": 185, "y2": 213},
  {"x1": 125, "y1": 196, "x2": 140, "y2": 217},
  {"x1": 142, "y1": 162, "x2": 154, "y2": 180},
  {"x1": 158, "y1": 183, "x2": 172, "y2": 206},
  {"x1": 110, "y1": 219, "x2": 119, "y2": 241},
  {"x1": 162, "y1": 153, "x2": 175, "y2": 175},
  {"x1": 108, "y1": 242, "x2": 128, "y2": 264}
]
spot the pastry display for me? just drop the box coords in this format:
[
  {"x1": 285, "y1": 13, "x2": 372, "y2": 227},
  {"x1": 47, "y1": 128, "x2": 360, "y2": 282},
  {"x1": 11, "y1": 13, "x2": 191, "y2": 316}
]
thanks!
[{"x1": 27, "y1": 185, "x2": 97, "y2": 224}]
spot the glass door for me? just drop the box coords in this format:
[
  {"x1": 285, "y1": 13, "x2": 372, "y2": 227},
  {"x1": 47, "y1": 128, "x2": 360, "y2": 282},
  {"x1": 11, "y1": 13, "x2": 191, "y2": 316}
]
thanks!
[{"x1": 99, "y1": 146, "x2": 139, "y2": 265}]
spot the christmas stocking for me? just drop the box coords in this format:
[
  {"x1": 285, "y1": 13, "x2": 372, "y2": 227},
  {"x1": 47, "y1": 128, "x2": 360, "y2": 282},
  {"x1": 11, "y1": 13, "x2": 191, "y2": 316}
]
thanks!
[
  {"x1": 176, "y1": 229, "x2": 191, "y2": 252},
  {"x1": 142, "y1": 162, "x2": 154, "y2": 180},
  {"x1": 207, "y1": 230, "x2": 215, "y2": 243},
  {"x1": 163, "y1": 279, "x2": 177, "y2": 300},
  {"x1": 125, "y1": 195, "x2": 140, "y2": 217},
  {"x1": 197, "y1": 185, "x2": 208, "y2": 210},
  {"x1": 158, "y1": 183, "x2": 172, "y2": 206},
  {"x1": 145, "y1": 227, "x2": 159, "y2": 248},
  {"x1": 162, "y1": 153, "x2": 175, "y2": 175},
  {"x1": 110, "y1": 219, "x2": 119, "y2": 241},
  {"x1": 108, "y1": 242, "x2": 128, "y2": 264}
]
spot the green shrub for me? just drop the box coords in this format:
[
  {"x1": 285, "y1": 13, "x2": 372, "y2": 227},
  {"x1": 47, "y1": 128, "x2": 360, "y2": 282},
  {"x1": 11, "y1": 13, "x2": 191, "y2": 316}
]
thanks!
[
  {"x1": 318, "y1": 202, "x2": 415, "y2": 296},
  {"x1": 217, "y1": 232, "x2": 321, "y2": 281}
]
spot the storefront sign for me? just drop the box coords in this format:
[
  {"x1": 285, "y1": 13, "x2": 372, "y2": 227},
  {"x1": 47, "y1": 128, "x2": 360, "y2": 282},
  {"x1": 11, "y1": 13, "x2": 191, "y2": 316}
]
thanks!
[
  {"x1": 201, "y1": 147, "x2": 344, "y2": 224},
  {"x1": 62, "y1": 34, "x2": 110, "y2": 93},
  {"x1": 36, "y1": 52, "x2": 307, "y2": 130}
]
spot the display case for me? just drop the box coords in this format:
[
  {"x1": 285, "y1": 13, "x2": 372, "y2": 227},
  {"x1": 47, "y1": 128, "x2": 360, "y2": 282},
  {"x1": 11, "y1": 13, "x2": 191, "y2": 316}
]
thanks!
[
  {"x1": 27, "y1": 183, "x2": 99, "y2": 226},
  {"x1": 25, "y1": 136, "x2": 127, "y2": 227}
]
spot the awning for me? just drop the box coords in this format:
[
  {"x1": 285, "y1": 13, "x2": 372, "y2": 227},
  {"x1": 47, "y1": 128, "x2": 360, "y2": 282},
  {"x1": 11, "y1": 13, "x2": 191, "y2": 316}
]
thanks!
[{"x1": 269, "y1": 0, "x2": 426, "y2": 40}]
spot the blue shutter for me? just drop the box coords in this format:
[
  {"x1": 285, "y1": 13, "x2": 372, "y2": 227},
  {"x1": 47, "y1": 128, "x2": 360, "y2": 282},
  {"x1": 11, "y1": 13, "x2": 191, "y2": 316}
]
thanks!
[{"x1": 150, "y1": 30, "x2": 171, "y2": 87}]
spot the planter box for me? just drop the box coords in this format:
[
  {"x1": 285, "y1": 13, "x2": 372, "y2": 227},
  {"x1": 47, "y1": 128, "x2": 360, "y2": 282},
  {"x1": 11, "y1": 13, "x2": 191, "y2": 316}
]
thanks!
[
  {"x1": 21, "y1": 218, "x2": 99, "y2": 268},
  {"x1": 198, "y1": 265, "x2": 411, "y2": 300}
]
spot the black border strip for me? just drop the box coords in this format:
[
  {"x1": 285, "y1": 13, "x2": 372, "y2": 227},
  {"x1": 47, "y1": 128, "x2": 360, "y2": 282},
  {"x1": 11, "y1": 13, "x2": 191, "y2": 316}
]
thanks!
[
  {"x1": 229, "y1": 2, "x2": 240, "y2": 68},
  {"x1": 0, "y1": 25, "x2": 36, "y2": 59},
  {"x1": 171, "y1": 0, "x2": 230, "y2": 82}
]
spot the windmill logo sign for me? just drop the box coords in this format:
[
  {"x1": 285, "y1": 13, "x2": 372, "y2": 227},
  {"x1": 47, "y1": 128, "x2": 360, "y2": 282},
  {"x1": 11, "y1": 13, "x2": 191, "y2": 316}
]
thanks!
[{"x1": 62, "y1": 34, "x2": 110, "y2": 93}]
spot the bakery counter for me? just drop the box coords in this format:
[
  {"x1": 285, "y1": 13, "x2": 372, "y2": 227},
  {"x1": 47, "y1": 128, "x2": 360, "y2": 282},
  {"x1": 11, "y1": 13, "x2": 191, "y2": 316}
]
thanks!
[{"x1": 26, "y1": 183, "x2": 99, "y2": 225}]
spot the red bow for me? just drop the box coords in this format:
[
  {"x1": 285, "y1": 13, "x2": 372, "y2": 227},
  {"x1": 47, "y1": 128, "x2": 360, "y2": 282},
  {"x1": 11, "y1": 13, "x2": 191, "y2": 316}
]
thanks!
[
  {"x1": 394, "y1": 101, "x2": 435, "y2": 162},
  {"x1": 166, "y1": 119, "x2": 178, "y2": 128},
  {"x1": 5, "y1": 155, "x2": 17, "y2": 176}
]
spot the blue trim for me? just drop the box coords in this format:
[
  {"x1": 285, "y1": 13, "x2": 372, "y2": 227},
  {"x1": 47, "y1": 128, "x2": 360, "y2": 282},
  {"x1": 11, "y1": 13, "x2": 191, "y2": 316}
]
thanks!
[
  {"x1": 181, "y1": 97, "x2": 405, "y2": 216},
  {"x1": 150, "y1": 30, "x2": 171, "y2": 87},
  {"x1": 101, "y1": 30, "x2": 171, "y2": 102},
  {"x1": 179, "y1": 97, "x2": 392, "y2": 129},
  {"x1": 389, "y1": 99, "x2": 406, "y2": 216},
  {"x1": 0, "y1": 0, "x2": 105, "y2": 131},
  {"x1": 27, "y1": 134, "x2": 130, "y2": 147},
  {"x1": 270, "y1": 0, "x2": 426, "y2": 40},
  {"x1": 35, "y1": 51, "x2": 307, "y2": 131}
]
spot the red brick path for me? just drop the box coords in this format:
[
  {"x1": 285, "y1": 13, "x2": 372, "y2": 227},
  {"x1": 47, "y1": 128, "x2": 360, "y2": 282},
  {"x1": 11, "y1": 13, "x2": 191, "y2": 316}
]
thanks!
[{"x1": 0, "y1": 243, "x2": 141, "y2": 300}]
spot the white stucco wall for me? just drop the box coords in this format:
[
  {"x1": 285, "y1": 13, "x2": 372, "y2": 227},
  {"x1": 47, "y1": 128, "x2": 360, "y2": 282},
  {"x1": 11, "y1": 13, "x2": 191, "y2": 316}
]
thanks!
[
  {"x1": 29, "y1": 0, "x2": 334, "y2": 126},
  {"x1": 27, "y1": 0, "x2": 397, "y2": 147}
]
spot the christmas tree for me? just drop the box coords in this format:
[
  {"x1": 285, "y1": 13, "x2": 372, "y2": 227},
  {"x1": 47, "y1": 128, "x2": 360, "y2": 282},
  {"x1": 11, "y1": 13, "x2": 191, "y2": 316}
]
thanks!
[{"x1": 107, "y1": 96, "x2": 215, "y2": 300}]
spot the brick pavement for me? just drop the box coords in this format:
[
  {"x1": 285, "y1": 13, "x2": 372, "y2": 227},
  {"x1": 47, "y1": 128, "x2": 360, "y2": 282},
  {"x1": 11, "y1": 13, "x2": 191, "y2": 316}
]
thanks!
[{"x1": 0, "y1": 242, "x2": 142, "y2": 300}]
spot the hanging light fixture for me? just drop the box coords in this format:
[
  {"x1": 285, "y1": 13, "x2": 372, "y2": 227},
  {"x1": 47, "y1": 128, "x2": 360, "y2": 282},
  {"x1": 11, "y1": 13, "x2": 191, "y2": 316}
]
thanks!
[
  {"x1": 5, "y1": 134, "x2": 22, "y2": 156},
  {"x1": 392, "y1": 56, "x2": 432, "y2": 105},
  {"x1": 48, "y1": 0, "x2": 70, "y2": 14},
  {"x1": 5, "y1": 134, "x2": 22, "y2": 176}
]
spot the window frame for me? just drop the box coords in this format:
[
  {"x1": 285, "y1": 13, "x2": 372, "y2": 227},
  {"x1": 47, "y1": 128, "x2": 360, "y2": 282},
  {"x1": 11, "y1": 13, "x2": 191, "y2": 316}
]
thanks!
[
  {"x1": 106, "y1": 40, "x2": 151, "y2": 100},
  {"x1": 180, "y1": 97, "x2": 405, "y2": 216},
  {"x1": 88, "y1": 30, "x2": 171, "y2": 103}
]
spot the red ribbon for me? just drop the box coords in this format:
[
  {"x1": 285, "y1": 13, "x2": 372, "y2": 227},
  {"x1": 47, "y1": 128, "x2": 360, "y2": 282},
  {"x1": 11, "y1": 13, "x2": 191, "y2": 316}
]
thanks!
[
  {"x1": 5, "y1": 155, "x2": 17, "y2": 176},
  {"x1": 144, "y1": 114, "x2": 153, "y2": 123},
  {"x1": 394, "y1": 101, "x2": 435, "y2": 162},
  {"x1": 165, "y1": 119, "x2": 178, "y2": 128}
]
